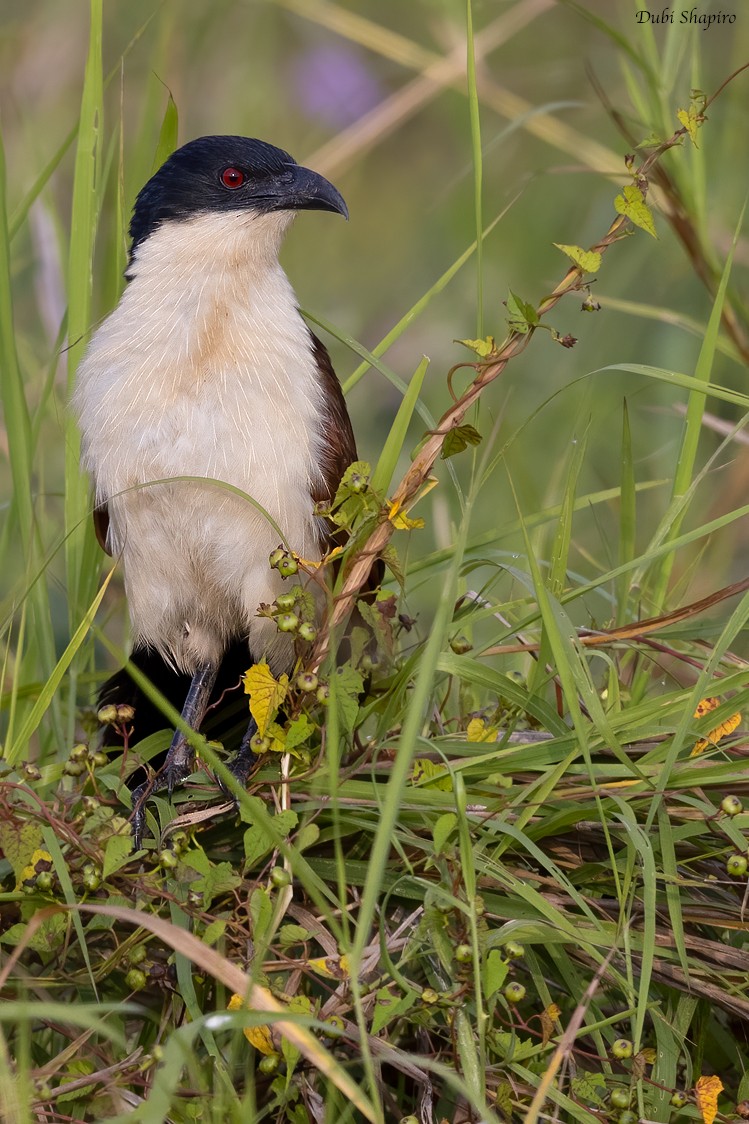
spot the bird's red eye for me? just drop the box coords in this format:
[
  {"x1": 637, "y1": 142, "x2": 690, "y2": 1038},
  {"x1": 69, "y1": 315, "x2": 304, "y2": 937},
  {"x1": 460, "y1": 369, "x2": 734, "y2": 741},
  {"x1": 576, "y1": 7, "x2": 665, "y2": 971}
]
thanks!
[{"x1": 221, "y1": 167, "x2": 245, "y2": 189}]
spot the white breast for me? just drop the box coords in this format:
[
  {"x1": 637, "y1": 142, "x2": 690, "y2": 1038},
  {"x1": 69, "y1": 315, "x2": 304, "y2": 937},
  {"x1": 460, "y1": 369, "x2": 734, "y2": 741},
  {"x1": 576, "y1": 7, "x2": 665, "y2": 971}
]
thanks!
[{"x1": 73, "y1": 210, "x2": 326, "y2": 673}]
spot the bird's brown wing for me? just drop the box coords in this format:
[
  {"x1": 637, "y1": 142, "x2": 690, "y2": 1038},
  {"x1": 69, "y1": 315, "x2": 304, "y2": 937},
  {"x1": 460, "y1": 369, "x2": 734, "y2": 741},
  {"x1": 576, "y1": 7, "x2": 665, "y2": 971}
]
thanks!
[
  {"x1": 309, "y1": 331, "x2": 358, "y2": 506},
  {"x1": 308, "y1": 330, "x2": 384, "y2": 614},
  {"x1": 93, "y1": 503, "x2": 112, "y2": 555}
]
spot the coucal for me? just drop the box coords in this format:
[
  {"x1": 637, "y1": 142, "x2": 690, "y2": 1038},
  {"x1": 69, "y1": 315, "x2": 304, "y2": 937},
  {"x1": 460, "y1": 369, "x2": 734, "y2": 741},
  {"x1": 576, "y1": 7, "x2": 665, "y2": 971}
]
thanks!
[{"x1": 73, "y1": 136, "x2": 358, "y2": 846}]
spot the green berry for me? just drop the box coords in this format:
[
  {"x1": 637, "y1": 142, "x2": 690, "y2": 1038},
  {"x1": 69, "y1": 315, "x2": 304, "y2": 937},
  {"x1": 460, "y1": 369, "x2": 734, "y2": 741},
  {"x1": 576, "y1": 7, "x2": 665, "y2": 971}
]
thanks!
[
  {"x1": 454, "y1": 944, "x2": 473, "y2": 964},
  {"x1": 116, "y1": 704, "x2": 135, "y2": 723},
  {"x1": 170, "y1": 830, "x2": 188, "y2": 855},
  {"x1": 609, "y1": 1089, "x2": 630, "y2": 1110},
  {"x1": 504, "y1": 941, "x2": 525, "y2": 960},
  {"x1": 97, "y1": 704, "x2": 119, "y2": 725},
  {"x1": 91, "y1": 750, "x2": 109, "y2": 768},
  {"x1": 422, "y1": 988, "x2": 439, "y2": 1004},
  {"x1": 316, "y1": 683, "x2": 330, "y2": 706},
  {"x1": 270, "y1": 866, "x2": 291, "y2": 888},
  {"x1": 360, "y1": 651, "x2": 381, "y2": 672},
  {"x1": 35, "y1": 870, "x2": 54, "y2": 893},
  {"x1": 400, "y1": 1117, "x2": 419, "y2": 1124},
  {"x1": 125, "y1": 968, "x2": 147, "y2": 991},
  {"x1": 617, "y1": 1113, "x2": 637, "y2": 1124},
  {"x1": 670, "y1": 1091, "x2": 688, "y2": 1109},
  {"x1": 503, "y1": 981, "x2": 526, "y2": 1004},
  {"x1": 296, "y1": 671, "x2": 318, "y2": 693},
  {"x1": 721, "y1": 795, "x2": 743, "y2": 817},
  {"x1": 269, "y1": 547, "x2": 286, "y2": 569},
  {"x1": 298, "y1": 622, "x2": 317, "y2": 643},
  {"x1": 158, "y1": 849, "x2": 178, "y2": 871},
  {"x1": 250, "y1": 732, "x2": 271, "y2": 753},
  {"x1": 276, "y1": 592, "x2": 296, "y2": 611},
  {"x1": 63, "y1": 760, "x2": 86, "y2": 777},
  {"x1": 276, "y1": 612, "x2": 299, "y2": 633},
  {"x1": 323, "y1": 1014, "x2": 344, "y2": 1036},
  {"x1": 611, "y1": 1038, "x2": 633, "y2": 1060},
  {"x1": 127, "y1": 944, "x2": 147, "y2": 966},
  {"x1": 70, "y1": 743, "x2": 89, "y2": 762},
  {"x1": 277, "y1": 555, "x2": 299, "y2": 578},
  {"x1": 449, "y1": 634, "x2": 473, "y2": 655},
  {"x1": 727, "y1": 854, "x2": 748, "y2": 877},
  {"x1": 258, "y1": 1053, "x2": 281, "y2": 1076},
  {"x1": 82, "y1": 869, "x2": 101, "y2": 891}
]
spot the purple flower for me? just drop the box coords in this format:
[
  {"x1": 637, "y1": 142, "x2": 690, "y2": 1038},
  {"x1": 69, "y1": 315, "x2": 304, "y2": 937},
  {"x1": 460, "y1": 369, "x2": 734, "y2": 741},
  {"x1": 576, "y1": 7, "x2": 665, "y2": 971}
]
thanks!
[{"x1": 291, "y1": 44, "x2": 383, "y2": 129}]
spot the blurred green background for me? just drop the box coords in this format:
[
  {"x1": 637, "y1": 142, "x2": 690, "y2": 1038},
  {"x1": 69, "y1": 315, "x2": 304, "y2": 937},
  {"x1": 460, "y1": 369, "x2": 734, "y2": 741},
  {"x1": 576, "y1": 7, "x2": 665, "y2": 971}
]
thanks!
[{"x1": 2, "y1": 0, "x2": 748, "y2": 677}]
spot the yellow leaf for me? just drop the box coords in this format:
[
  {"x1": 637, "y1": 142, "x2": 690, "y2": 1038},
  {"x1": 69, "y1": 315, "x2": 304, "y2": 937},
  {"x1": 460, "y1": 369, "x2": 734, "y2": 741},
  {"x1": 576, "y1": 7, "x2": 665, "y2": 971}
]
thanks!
[
  {"x1": 388, "y1": 501, "x2": 425, "y2": 531},
  {"x1": 466, "y1": 718, "x2": 499, "y2": 743},
  {"x1": 692, "y1": 698, "x2": 741, "y2": 756},
  {"x1": 694, "y1": 697, "x2": 720, "y2": 719},
  {"x1": 227, "y1": 993, "x2": 277, "y2": 1054},
  {"x1": 695, "y1": 1074, "x2": 723, "y2": 1124},
  {"x1": 242, "y1": 663, "x2": 288, "y2": 736},
  {"x1": 540, "y1": 1002, "x2": 561, "y2": 1046},
  {"x1": 307, "y1": 955, "x2": 350, "y2": 980},
  {"x1": 553, "y1": 243, "x2": 602, "y2": 273},
  {"x1": 677, "y1": 105, "x2": 702, "y2": 146},
  {"x1": 19, "y1": 849, "x2": 53, "y2": 889},
  {"x1": 614, "y1": 183, "x2": 657, "y2": 238}
]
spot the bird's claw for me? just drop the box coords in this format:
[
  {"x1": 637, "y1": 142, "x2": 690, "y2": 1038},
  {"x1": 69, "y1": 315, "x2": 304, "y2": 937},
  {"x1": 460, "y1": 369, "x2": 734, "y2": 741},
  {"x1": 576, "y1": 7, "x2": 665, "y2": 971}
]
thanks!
[
  {"x1": 128, "y1": 743, "x2": 194, "y2": 850},
  {"x1": 217, "y1": 745, "x2": 258, "y2": 801}
]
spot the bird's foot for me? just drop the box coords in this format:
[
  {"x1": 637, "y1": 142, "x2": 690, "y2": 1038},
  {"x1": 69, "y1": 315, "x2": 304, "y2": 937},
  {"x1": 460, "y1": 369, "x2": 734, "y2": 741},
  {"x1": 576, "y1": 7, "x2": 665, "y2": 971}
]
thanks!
[
  {"x1": 217, "y1": 745, "x2": 258, "y2": 800},
  {"x1": 129, "y1": 736, "x2": 195, "y2": 850},
  {"x1": 217, "y1": 719, "x2": 259, "y2": 801}
]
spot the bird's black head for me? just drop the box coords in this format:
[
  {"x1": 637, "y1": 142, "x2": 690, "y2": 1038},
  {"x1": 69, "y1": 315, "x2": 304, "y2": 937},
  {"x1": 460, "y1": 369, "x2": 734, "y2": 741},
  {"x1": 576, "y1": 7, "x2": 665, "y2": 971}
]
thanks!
[{"x1": 129, "y1": 135, "x2": 348, "y2": 254}]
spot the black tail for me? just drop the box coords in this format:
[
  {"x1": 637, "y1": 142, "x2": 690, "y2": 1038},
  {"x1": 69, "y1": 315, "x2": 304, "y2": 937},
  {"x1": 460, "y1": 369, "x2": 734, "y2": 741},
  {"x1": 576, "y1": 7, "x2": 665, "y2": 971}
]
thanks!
[{"x1": 98, "y1": 640, "x2": 252, "y2": 753}]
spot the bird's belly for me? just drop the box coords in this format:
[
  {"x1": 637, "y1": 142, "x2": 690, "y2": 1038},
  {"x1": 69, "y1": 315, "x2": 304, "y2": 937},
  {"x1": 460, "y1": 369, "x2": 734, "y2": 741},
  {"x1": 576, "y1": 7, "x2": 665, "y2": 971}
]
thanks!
[{"x1": 104, "y1": 384, "x2": 323, "y2": 672}]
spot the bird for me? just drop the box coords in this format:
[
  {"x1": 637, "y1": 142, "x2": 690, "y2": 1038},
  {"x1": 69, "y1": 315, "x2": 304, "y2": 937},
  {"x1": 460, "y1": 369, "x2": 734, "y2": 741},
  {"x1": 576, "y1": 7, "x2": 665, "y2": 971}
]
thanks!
[{"x1": 73, "y1": 135, "x2": 360, "y2": 848}]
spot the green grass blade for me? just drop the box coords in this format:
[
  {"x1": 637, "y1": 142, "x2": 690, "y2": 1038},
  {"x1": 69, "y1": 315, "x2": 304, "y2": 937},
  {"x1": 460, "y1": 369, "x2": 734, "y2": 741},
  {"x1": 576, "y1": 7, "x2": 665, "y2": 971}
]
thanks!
[{"x1": 370, "y1": 356, "x2": 428, "y2": 496}]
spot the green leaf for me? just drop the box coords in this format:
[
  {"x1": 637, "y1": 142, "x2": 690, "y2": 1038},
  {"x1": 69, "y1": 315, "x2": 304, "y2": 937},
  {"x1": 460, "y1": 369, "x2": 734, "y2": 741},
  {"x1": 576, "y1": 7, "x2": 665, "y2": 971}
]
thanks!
[
  {"x1": 102, "y1": 833, "x2": 132, "y2": 879},
  {"x1": 331, "y1": 664, "x2": 364, "y2": 733},
  {"x1": 553, "y1": 243, "x2": 602, "y2": 273},
  {"x1": 295, "y1": 822, "x2": 320, "y2": 852},
  {"x1": 411, "y1": 758, "x2": 452, "y2": 792},
  {"x1": 506, "y1": 290, "x2": 539, "y2": 333},
  {"x1": 152, "y1": 93, "x2": 179, "y2": 173},
  {"x1": 285, "y1": 714, "x2": 313, "y2": 751},
  {"x1": 483, "y1": 948, "x2": 508, "y2": 998},
  {"x1": 570, "y1": 1071, "x2": 607, "y2": 1108},
  {"x1": 243, "y1": 810, "x2": 298, "y2": 869},
  {"x1": 202, "y1": 919, "x2": 226, "y2": 947},
  {"x1": 249, "y1": 886, "x2": 273, "y2": 944},
  {"x1": 455, "y1": 336, "x2": 496, "y2": 358},
  {"x1": 614, "y1": 184, "x2": 657, "y2": 238},
  {"x1": 371, "y1": 986, "x2": 417, "y2": 1035},
  {"x1": 180, "y1": 852, "x2": 241, "y2": 908},
  {"x1": 442, "y1": 423, "x2": 483, "y2": 460},
  {"x1": 278, "y1": 924, "x2": 313, "y2": 948},
  {"x1": 433, "y1": 812, "x2": 457, "y2": 854}
]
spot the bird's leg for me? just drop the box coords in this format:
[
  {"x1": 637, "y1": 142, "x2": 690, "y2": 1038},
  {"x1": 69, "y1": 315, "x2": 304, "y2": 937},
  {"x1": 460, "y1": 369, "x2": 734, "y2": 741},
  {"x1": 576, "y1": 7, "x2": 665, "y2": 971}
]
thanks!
[
  {"x1": 130, "y1": 660, "x2": 219, "y2": 849},
  {"x1": 218, "y1": 717, "x2": 259, "y2": 799}
]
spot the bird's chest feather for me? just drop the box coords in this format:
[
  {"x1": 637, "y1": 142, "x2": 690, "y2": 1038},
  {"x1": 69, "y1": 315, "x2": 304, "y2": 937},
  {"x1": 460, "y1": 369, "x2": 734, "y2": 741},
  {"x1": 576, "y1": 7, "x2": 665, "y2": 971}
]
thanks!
[{"x1": 75, "y1": 252, "x2": 325, "y2": 550}]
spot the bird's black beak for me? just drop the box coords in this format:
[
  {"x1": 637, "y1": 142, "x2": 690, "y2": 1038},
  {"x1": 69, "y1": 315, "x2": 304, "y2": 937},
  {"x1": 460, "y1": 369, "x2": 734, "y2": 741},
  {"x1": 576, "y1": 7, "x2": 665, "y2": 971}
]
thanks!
[{"x1": 263, "y1": 164, "x2": 348, "y2": 220}]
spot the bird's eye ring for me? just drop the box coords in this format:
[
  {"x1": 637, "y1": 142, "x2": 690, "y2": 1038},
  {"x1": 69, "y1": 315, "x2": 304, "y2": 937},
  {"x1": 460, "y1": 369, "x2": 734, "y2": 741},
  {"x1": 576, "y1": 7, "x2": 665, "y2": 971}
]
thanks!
[{"x1": 221, "y1": 167, "x2": 245, "y2": 189}]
